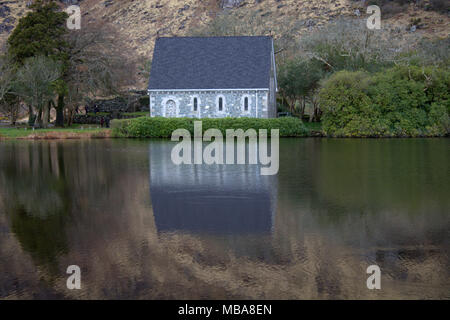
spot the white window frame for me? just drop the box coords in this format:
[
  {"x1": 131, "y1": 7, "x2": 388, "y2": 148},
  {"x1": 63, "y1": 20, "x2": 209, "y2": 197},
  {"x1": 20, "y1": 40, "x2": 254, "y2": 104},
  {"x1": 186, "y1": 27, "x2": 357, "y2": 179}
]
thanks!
[
  {"x1": 216, "y1": 94, "x2": 226, "y2": 114},
  {"x1": 241, "y1": 94, "x2": 251, "y2": 114}
]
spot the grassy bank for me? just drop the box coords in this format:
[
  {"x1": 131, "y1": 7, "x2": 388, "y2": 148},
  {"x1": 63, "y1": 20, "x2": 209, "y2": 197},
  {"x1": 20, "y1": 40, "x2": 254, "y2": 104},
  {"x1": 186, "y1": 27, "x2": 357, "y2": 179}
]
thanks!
[
  {"x1": 111, "y1": 117, "x2": 309, "y2": 138},
  {"x1": 0, "y1": 126, "x2": 111, "y2": 140}
]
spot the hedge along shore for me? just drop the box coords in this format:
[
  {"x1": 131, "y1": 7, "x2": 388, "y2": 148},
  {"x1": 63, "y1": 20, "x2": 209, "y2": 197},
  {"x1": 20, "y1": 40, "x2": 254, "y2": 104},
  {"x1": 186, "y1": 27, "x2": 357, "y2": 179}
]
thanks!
[{"x1": 110, "y1": 117, "x2": 309, "y2": 138}]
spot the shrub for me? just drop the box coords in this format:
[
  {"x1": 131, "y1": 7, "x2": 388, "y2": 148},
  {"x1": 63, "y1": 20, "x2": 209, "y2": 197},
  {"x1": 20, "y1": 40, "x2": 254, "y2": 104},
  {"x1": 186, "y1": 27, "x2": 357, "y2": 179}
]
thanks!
[
  {"x1": 138, "y1": 96, "x2": 150, "y2": 106},
  {"x1": 319, "y1": 66, "x2": 450, "y2": 137},
  {"x1": 298, "y1": 19, "x2": 400, "y2": 74},
  {"x1": 111, "y1": 117, "x2": 308, "y2": 138},
  {"x1": 380, "y1": 3, "x2": 407, "y2": 18},
  {"x1": 428, "y1": 0, "x2": 449, "y2": 13}
]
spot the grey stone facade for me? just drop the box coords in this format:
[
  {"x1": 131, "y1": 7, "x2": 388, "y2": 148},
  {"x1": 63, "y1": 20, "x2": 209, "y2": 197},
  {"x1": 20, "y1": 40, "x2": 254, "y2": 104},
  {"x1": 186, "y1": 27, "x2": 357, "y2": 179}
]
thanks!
[{"x1": 149, "y1": 90, "x2": 271, "y2": 118}]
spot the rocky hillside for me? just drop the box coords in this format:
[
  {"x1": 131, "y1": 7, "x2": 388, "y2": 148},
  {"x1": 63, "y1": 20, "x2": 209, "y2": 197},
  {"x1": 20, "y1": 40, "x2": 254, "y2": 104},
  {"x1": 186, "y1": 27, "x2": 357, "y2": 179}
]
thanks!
[
  {"x1": 0, "y1": 0, "x2": 448, "y2": 88},
  {"x1": 74, "y1": 0, "x2": 450, "y2": 56}
]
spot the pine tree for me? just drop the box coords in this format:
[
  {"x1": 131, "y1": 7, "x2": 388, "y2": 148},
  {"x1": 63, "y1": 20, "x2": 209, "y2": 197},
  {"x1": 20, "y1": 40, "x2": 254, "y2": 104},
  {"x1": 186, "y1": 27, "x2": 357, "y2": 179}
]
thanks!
[{"x1": 7, "y1": 0, "x2": 69, "y2": 66}]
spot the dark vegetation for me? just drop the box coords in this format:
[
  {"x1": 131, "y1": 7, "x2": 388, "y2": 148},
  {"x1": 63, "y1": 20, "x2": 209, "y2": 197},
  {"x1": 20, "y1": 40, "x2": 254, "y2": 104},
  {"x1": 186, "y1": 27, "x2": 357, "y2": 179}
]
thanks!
[
  {"x1": 319, "y1": 66, "x2": 449, "y2": 137},
  {"x1": 0, "y1": 0, "x2": 135, "y2": 128},
  {"x1": 366, "y1": 0, "x2": 449, "y2": 16}
]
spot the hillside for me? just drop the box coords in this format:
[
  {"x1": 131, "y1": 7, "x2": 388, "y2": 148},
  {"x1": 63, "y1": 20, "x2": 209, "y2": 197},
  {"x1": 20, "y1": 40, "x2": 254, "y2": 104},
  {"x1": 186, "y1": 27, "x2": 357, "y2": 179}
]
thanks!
[
  {"x1": 75, "y1": 0, "x2": 450, "y2": 56},
  {"x1": 0, "y1": 0, "x2": 448, "y2": 89}
]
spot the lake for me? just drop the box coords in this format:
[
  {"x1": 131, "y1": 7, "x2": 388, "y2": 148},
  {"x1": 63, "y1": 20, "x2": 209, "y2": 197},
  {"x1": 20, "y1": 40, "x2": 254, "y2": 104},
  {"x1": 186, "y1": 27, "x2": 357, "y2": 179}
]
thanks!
[{"x1": 0, "y1": 138, "x2": 449, "y2": 299}]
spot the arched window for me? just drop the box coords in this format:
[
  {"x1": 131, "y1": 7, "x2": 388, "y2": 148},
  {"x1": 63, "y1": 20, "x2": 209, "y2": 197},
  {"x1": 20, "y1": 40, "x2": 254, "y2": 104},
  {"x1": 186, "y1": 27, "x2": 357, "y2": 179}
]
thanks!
[
  {"x1": 193, "y1": 97, "x2": 198, "y2": 111},
  {"x1": 218, "y1": 97, "x2": 223, "y2": 111},
  {"x1": 216, "y1": 95, "x2": 225, "y2": 113},
  {"x1": 241, "y1": 95, "x2": 251, "y2": 113}
]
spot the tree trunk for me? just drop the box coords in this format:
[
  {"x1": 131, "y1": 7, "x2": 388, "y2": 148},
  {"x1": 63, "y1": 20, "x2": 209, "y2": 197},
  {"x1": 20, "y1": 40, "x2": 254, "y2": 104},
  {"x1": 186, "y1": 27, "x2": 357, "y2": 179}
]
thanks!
[
  {"x1": 28, "y1": 105, "x2": 34, "y2": 126},
  {"x1": 34, "y1": 107, "x2": 43, "y2": 128},
  {"x1": 67, "y1": 107, "x2": 74, "y2": 127},
  {"x1": 309, "y1": 98, "x2": 314, "y2": 122},
  {"x1": 300, "y1": 97, "x2": 306, "y2": 119},
  {"x1": 311, "y1": 98, "x2": 321, "y2": 122},
  {"x1": 281, "y1": 93, "x2": 295, "y2": 115},
  {"x1": 11, "y1": 105, "x2": 18, "y2": 126},
  {"x1": 314, "y1": 105, "x2": 322, "y2": 122},
  {"x1": 55, "y1": 94, "x2": 65, "y2": 127},
  {"x1": 42, "y1": 104, "x2": 49, "y2": 128}
]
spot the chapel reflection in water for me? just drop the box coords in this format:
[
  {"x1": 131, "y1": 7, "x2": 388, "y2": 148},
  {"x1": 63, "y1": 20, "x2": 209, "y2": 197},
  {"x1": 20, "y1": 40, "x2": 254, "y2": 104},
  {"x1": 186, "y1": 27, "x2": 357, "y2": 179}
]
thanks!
[{"x1": 149, "y1": 142, "x2": 278, "y2": 235}]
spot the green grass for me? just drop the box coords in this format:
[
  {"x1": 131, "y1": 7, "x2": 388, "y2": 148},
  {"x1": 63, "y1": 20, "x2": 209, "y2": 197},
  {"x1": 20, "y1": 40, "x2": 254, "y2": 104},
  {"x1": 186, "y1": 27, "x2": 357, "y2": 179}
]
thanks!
[{"x1": 0, "y1": 126, "x2": 109, "y2": 139}]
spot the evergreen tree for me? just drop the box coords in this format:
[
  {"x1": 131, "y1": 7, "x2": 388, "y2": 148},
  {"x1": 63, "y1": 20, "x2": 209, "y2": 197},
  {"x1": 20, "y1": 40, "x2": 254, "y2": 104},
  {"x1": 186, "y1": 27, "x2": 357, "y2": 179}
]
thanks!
[
  {"x1": 7, "y1": 0, "x2": 69, "y2": 66},
  {"x1": 7, "y1": 0, "x2": 68, "y2": 126}
]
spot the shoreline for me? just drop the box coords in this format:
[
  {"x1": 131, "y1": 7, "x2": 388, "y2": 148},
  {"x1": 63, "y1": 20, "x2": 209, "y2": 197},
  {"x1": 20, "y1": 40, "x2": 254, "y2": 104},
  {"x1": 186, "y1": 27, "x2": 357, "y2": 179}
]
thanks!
[
  {"x1": 0, "y1": 126, "x2": 448, "y2": 141},
  {"x1": 0, "y1": 127, "x2": 112, "y2": 140},
  {"x1": 1, "y1": 131, "x2": 448, "y2": 141}
]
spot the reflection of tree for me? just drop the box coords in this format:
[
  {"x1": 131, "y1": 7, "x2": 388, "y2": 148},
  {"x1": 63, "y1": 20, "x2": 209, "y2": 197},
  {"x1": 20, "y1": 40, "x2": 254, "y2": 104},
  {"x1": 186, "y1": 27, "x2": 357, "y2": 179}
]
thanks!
[
  {"x1": 9, "y1": 204, "x2": 68, "y2": 275},
  {"x1": 1, "y1": 142, "x2": 71, "y2": 275},
  {"x1": 314, "y1": 139, "x2": 450, "y2": 216},
  {"x1": 279, "y1": 138, "x2": 450, "y2": 225},
  {"x1": 0, "y1": 140, "x2": 146, "y2": 278},
  {"x1": 1, "y1": 139, "x2": 448, "y2": 299},
  {"x1": 275, "y1": 138, "x2": 450, "y2": 250}
]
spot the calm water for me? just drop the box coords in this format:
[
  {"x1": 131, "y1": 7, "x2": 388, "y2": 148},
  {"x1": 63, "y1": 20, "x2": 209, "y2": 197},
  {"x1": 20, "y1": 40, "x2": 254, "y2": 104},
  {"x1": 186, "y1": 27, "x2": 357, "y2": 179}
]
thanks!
[{"x1": 0, "y1": 138, "x2": 449, "y2": 299}]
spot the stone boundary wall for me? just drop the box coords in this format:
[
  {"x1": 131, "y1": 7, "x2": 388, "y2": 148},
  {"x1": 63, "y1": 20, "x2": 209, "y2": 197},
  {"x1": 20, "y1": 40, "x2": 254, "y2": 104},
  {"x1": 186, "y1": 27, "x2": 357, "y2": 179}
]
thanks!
[
  {"x1": 85, "y1": 91, "x2": 149, "y2": 114},
  {"x1": 72, "y1": 112, "x2": 147, "y2": 125}
]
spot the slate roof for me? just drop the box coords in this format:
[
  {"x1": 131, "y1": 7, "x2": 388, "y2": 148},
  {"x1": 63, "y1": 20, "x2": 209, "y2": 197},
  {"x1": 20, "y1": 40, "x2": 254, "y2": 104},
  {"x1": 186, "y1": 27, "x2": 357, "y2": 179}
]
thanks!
[{"x1": 148, "y1": 36, "x2": 273, "y2": 90}]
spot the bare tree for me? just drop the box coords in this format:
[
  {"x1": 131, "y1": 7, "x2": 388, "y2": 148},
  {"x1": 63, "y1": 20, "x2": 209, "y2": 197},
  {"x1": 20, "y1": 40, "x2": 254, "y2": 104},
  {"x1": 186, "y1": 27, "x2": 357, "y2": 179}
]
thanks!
[
  {"x1": 60, "y1": 20, "x2": 136, "y2": 126},
  {"x1": 0, "y1": 94, "x2": 22, "y2": 125},
  {"x1": 0, "y1": 55, "x2": 14, "y2": 102},
  {"x1": 414, "y1": 37, "x2": 449, "y2": 67},
  {"x1": 297, "y1": 18, "x2": 411, "y2": 72},
  {"x1": 14, "y1": 55, "x2": 62, "y2": 128},
  {"x1": 0, "y1": 55, "x2": 20, "y2": 125}
]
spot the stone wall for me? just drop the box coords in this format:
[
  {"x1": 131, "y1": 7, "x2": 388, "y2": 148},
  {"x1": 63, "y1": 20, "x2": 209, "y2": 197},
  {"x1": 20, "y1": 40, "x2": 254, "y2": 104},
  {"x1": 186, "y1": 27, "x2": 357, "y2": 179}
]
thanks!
[
  {"x1": 86, "y1": 91, "x2": 149, "y2": 114},
  {"x1": 73, "y1": 112, "x2": 146, "y2": 125},
  {"x1": 149, "y1": 90, "x2": 271, "y2": 118},
  {"x1": 72, "y1": 114, "x2": 112, "y2": 125}
]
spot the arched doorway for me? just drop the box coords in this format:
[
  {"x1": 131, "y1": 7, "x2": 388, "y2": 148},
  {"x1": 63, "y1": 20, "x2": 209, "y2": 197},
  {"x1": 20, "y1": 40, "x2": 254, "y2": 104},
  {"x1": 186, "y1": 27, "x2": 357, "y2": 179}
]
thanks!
[{"x1": 165, "y1": 99, "x2": 177, "y2": 117}]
